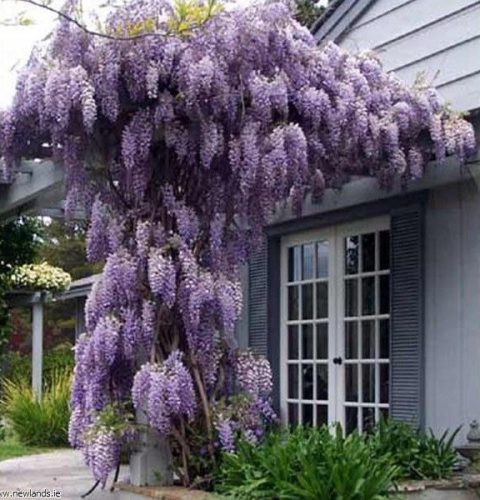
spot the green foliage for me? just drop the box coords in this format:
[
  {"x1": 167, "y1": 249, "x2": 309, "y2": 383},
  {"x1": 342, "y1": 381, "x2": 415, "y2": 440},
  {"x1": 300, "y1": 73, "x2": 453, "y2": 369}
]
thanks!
[
  {"x1": 1, "y1": 345, "x2": 74, "y2": 386},
  {"x1": 294, "y1": 0, "x2": 327, "y2": 29},
  {"x1": 37, "y1": 220, "x2": 101, "y2": 281},
  {"x1": 215, "y1": 420, "x2": 460, "y2": 499},
  {"x1": 0, "y1": 217, "x2": 43, "y2": 355},
  {"x1": 0, "y1": 217, "x2": 43, "y2": 276},
  {"x1": 168, "y1": 0, "x2": 223, "y2": 35},
  {"x1": 369, "y1": 418, "x2": 460, "y2": 480},
  {"x1": 0, "y1": 368, "x2": 72, "y2": 447},
  {"x1": 215, "y1": 426, "x2": 398, "y2": 500}
]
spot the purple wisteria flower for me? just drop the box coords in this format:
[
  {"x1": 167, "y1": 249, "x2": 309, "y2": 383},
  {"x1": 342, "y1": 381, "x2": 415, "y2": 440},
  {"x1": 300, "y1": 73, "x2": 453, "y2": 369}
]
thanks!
[
  {"x1": 1, "y1": 0, "x2": 476, "y2": 485},
  {"x1": 132, "y1": 352, "x2": 196, "y2": 435}
]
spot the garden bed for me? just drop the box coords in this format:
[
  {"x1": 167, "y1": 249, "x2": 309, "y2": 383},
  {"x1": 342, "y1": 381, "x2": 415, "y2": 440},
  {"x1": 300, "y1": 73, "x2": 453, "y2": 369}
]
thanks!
[
  {"x1": 115, "y1": 475, "x2": 480, "y2": 500},
  {"x1": 396, "y1": 473, "x2": 480, "y2": 498},
  {"x1": 116, "y1": 483, "x2": 216, "y2": 500}
]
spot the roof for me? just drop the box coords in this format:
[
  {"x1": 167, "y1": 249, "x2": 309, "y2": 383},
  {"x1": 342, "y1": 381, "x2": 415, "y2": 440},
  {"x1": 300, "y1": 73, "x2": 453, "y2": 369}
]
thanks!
[
  {"x1": 311, "y1": 0, "x2": 376, "y2": 43},
  {"x1": 60, "y1": 274, "x2": 101, "y2": 300}
]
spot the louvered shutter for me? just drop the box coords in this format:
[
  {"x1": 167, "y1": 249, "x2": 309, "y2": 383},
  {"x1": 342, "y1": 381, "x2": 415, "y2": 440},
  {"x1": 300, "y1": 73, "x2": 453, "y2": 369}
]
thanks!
[
  {"x1": 248, "y1": 242, "x2": 268, "y2": 356},
  {"x1": 390, "y1": 204, "x2": 425, "y2": 428}
]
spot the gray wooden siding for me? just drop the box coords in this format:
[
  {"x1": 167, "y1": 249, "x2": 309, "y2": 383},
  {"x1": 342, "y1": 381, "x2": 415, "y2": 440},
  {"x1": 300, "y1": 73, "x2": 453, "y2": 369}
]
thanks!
[
  {"x1": 425, "y1": 179, "x2": 480, "y2": 442},
  {"x1": 336, "y1": 0, "x2": 480, "y2": 112}
]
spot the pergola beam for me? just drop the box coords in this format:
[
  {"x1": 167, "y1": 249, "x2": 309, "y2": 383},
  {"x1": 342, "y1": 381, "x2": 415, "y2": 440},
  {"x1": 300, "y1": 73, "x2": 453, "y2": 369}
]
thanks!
[{"x1": 0, "y1": 160, "x2": 64, "y2": 220}]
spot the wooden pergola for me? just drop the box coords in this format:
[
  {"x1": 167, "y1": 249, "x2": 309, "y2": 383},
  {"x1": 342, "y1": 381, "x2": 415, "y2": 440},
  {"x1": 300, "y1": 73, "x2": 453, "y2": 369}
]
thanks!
[
  {"x1": 1, "y1": 158, "x2": 93, "y2": 398},
  {"x1": 4, "y1": 275, "x2": 99, "y2": 399}
]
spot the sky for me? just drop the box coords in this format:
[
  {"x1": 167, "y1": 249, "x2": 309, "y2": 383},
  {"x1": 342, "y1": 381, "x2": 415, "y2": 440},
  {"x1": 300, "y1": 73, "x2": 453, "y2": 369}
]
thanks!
[
  {"x1": 0, "y1": 0, "x2": 327, "y2": 110},
  {"x1": 0, "y1": 0, "x2": 254, "y2": 109}
]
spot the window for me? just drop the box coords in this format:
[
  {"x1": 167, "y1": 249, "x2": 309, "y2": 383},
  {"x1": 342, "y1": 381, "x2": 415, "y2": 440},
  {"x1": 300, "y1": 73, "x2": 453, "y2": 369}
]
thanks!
[{"x1": 281, "y1": 217, "x2": 390, "y2": 432}]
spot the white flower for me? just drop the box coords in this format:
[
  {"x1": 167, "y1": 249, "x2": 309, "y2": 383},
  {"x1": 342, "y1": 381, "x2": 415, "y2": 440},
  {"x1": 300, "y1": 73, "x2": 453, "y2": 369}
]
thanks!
[{"x1": 9, "y1": 262, "x2": 72, "y2": 293}]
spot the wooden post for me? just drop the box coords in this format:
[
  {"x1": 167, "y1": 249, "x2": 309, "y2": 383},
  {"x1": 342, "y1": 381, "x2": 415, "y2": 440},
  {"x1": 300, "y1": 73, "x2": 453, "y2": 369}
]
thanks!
[
  {"x1": 32, "y1": 295, "x2": 44, "y2": 400},
  {"x1": 75, "y1": 297, "x2": 86, "y2": 340}
]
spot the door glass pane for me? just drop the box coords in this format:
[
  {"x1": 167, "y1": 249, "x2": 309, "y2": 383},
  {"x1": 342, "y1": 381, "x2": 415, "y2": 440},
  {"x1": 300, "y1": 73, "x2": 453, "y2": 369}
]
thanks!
[
  {"x1": 379, "y1": 320, "x2": 389, "y2": 359},
  {"x1": 316, "y1": 323, "x2": 328, "y2": 359},
  {"x1": 316, "y1": 241, "x2": 329, "y2": 278},
  {"x1": 288, "y1": 403, "x2": 298, "y2": 425},
  {"x1": 361, "y1": 277, "x2": 375, "y2": 315},
  {"x1": 345, "y1": 236, "x2": 359, "y2": 275},
  {"x1": 317, "y1": 405, "x2": 328, "y2": 426},
  {"x1": 362, "y1": 364, "x2": 375, "y2": 403},
  {"x1": 380, "y1": 363, "x2": 389, "y2": 404},
  {"x1": 302, "y1": 404, "x2": 313, "y2": 425},
  {"x1": 302, "y1": 364, "x2": 314, "y2": 399},
  {"x1": 362, "y1": 407, "x2": 375, "y2": 433},
  {"x1": 345, "y1": 322, "x2": 358, "y2": 359},
  {"x1": 361, "y1": 233, "x2": 375, "y2": 272},
  {"x1": 302, "y1": 284, "x2": 313, "y2": 319},
  {"x1": 288, "y1": 286, "x2": 299, "y2": 320},
  {"x1": 379, "y1": 275, "x2": 390, "y2": 315},
  {"x1": 288, "y1": 246, "x2": 301, "y2": 282},
  {"x1": 316, "y1": 282, "x2": 328, "y2": 318},
  {"x1": 302, "y1": 324, "x2": 314, "y2": 359},
  {"x1": 379, "y1": 230, "x2": 390, "y2": 270},
  {"x1": 361, "y1": 320, "x2": 375, "y2": 359},
  {"x1": 288, "y1": 325, "x2": 299, "y2": 360},
  {"x1": 288, "y1": 365, "x2": 298, "y2": 398},
  {"x1": 316, "y1": 364, "x2": 328, "y2": 400},
  {"x1": 345, "y1": 364, "x2": 358, "y2": 402},
  {"x1": 345, "y1": 407, "x2": 358, "y2": 434},
  {"x1": 302, "y1": 244, "x2": 315, "y2": 280},
  {"x1": 345, "y1": 279, "x2": 358, "y2": 317}
]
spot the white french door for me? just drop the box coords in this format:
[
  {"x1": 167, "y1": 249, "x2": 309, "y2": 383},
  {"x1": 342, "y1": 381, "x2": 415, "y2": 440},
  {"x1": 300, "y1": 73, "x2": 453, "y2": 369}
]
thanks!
[{"x1": 280, "y1": 216, "x2": 391, "y2": 432}]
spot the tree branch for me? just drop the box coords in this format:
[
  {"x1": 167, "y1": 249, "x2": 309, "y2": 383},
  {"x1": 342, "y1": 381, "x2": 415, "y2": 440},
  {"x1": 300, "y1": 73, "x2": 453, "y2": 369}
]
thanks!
[
  {"x1": 17, "y1": 0, "x2": 165, "y2": 41},
  {"x1": 190, "y1": 360, "x2": 216, "y2": 463},
  {"x1": 16, "y1": 0, "x2": 209, "y2": 42}
]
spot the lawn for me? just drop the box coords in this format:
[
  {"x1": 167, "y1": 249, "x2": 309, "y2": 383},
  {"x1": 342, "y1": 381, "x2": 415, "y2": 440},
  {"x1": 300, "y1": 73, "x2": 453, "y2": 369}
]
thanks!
[{"x1": 0, "y1": 437, "x2": 54, "y2": 462}]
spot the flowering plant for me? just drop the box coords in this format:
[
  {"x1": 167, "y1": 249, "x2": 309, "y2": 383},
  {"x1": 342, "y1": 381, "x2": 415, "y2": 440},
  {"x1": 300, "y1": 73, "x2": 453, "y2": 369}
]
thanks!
[
  {"x1": 0, "y1": 0, "x2": 475, "y2": 490},
  {"x1": 9, "y1": 263, "x2": 71, "y2": 293}
]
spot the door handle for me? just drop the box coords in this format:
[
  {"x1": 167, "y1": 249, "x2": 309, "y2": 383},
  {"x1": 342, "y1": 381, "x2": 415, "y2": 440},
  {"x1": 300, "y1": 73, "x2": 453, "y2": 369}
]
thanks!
[{"x1": 333, "y1": 357, "x2": 343, "y2": 365}]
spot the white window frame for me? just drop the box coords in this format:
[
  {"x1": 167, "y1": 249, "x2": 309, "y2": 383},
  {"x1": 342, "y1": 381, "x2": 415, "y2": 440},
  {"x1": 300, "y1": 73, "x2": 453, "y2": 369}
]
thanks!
[{"x1": 280, "y1": 216, "x2": 390, "y2": 429}]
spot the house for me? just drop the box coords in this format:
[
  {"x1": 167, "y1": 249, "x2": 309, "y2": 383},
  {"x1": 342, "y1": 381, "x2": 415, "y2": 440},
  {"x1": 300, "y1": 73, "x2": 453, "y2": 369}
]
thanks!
[
  {"x1": 2, "y1": 0, "x2": 480, "y2": 445},
  {"x1": 240, "y1": 0, "x2": 480, "y2": 440}
]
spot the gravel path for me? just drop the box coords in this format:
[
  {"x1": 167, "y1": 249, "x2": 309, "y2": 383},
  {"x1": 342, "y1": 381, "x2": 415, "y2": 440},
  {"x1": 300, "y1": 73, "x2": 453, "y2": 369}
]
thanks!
[{"x1": 0, "y1": 449, "x2": 128, "y2": 499}]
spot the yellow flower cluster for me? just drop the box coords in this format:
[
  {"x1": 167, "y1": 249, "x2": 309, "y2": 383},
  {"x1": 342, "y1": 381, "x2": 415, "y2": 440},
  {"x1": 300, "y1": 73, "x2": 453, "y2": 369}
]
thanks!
[{"x1": 9, "y1": 262, "x2": 72, "y2": 293}]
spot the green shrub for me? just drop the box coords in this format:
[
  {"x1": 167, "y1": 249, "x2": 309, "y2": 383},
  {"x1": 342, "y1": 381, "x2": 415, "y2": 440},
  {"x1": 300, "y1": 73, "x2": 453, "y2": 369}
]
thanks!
[
  {"x1": 369, "y1": 418, "x2": 460, "y2": 480},
  {"x1": 0, "y1": 368, "x2": 71, "y2": 447},
  {"x1": 1, "y1": 345, "x2": 74, "y2": 386},
  {"x1": 215, "y1": 426, "x2": 398, "y2": 499},
  {"x1": 215, "y1": 420, "x2": 460, "y2": 499}
]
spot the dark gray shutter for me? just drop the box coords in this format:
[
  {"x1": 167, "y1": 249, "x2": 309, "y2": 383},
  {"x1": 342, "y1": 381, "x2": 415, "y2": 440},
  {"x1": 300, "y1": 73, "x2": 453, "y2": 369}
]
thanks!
[
  {"x1": 248, "y1": 242, "x2": 268, "y2": 356},
  {"x1": 390, "y1": 204, "x2": 425, "y2": 428}
]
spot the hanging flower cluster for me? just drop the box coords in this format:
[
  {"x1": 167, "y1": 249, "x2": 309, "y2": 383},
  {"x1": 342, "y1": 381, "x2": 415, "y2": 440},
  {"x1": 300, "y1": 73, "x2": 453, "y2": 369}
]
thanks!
[
  {"x1": 79, "y1": 402, "x2": 136, "y2": 487},
  {"x1": 213, "y1": 350, "x2": 276, "y2": 453},
  {"x1": 8, "y1": 263, "x2": 71, "y2": 293},
  {"x1": 1, "y1": 0, "x2": 476, "y2": 488},
  {"x1": 132, "y1": 351, "x2": 196, "y2": 435}
]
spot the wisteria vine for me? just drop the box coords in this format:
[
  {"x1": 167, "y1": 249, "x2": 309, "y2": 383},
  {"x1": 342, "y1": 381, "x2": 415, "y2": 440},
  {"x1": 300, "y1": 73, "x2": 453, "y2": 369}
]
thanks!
[{"x1": 0, "y1": 0, "x2": 476, "y2": 488}]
